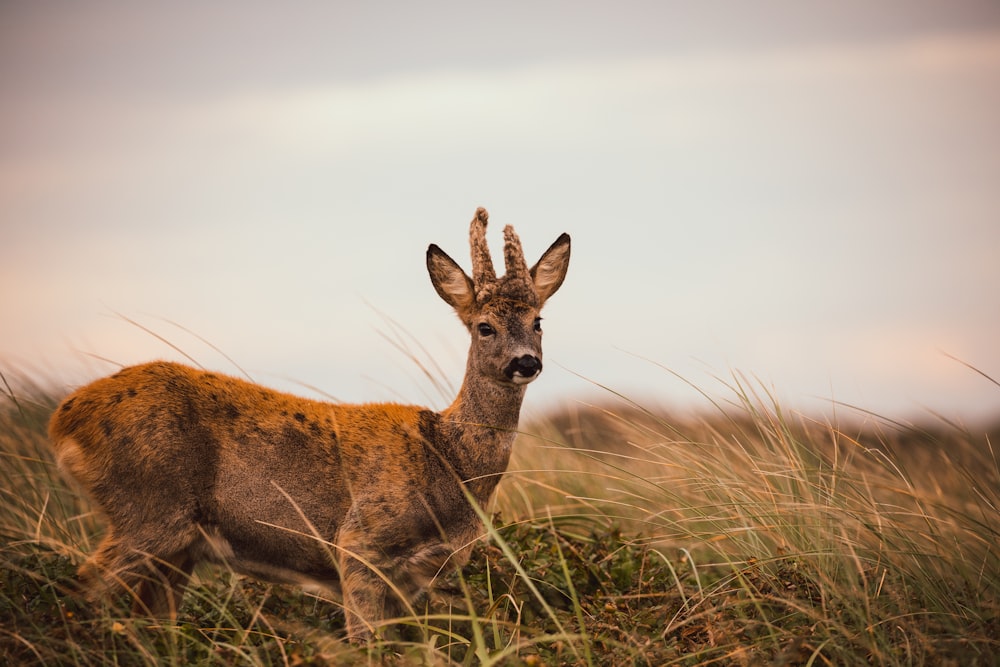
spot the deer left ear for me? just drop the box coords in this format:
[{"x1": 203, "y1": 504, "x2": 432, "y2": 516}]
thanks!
[
  {"x1": 427, "y1": 244, "x2": 476, "y2": 319},
  {"x1": 530, "y1": 233, "x2": 571, "y2": 306}
]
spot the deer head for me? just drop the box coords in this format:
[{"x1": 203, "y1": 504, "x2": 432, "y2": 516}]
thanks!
[{"x1": 426, "y1": 207, "x2": 571, "y2": 387}]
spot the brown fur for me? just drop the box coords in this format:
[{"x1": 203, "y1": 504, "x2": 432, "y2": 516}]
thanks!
[{"x1": 48, "y1": 208, "x2": 570, "y2": 641}]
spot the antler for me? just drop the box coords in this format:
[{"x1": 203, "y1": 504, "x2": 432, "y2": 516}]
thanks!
[
  {"x1": 468, "y1": 207, "x2": 538, "y2": 305},
  {"x1": 469, "y1": 208, "x2": 496, "y2": 297},
  {"x1": 502, "y1": 225, "x2": 531, "y2": 286}
]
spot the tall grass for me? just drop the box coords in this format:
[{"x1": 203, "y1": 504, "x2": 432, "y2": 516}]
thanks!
[
  {"x1": 2, "y1": 366, "x2": 998, "y2": 665},
  {"x1": 501, "y1": 374, "x2": 1000, "y2": 664}
]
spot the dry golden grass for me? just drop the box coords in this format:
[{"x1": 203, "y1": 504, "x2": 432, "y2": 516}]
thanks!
[{"x1": 2, "y1": 367, "x2": 998, "y2": 665}]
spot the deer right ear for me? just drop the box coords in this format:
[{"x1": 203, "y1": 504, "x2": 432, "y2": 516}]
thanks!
[
  {"x1": 530, "y1": 233, "x2": 571, "y2": 307},
  {"x1": 427, "y1": 244, "x2": 475, "y2": 317}
]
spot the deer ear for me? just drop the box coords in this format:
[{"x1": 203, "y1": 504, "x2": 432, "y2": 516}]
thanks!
[
  {"x1": 427, "y1": 244, "x2": 475, "y2": 317},
  {"x1": 530, "y1": 233, "x2": 571, "y2": 306}
]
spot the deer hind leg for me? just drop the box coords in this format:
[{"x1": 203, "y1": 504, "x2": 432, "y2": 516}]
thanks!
[
  {"x1": 132, "y1": 552, "x2": 195, "y2": 618},
  {"x1": 77, "y1": 531, "x2": 144, "y2": 602},
  {"x1": 77, "y1": 529, "x2": 197, "y2": 618}
]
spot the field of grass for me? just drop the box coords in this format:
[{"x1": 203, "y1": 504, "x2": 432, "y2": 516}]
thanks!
[{"x1": 2, "y1": 368, "x2": 998, "y2": 665}]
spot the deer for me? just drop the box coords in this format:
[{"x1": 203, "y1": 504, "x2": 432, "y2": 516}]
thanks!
[{"x1": 48, "y1": 207, "x2": 571, "y2": 641}]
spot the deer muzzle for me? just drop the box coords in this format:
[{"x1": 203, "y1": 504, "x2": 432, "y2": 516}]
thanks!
[{"x1": 505, "y1": 355, "x2": 542, "y2": 384}]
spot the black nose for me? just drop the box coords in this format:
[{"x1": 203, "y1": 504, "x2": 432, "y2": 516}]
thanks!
[
  {"x1": 505, "y1": 355, "x2": 542, "y2": 380},
  {"x1": 516, "y1": 355, "x2": 541, "y2": 374}
]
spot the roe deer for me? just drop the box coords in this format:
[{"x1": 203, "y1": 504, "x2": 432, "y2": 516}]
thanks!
[{"x1": 49, "y1": 207, "x2": 570, "y2": 640}]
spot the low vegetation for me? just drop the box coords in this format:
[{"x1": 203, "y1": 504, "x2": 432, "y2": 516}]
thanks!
[{"x1": 2, "y1": 369, "x2": 998, "y2": 665}]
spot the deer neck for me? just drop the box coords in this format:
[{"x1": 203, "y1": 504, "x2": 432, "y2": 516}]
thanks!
[{"x1": 439, "y1": 361, "x2": 526, "y2": 503}]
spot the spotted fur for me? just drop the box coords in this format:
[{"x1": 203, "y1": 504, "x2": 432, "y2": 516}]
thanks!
[{"x1": 48, "y1": 208, "x2": 570, "y2": 641}]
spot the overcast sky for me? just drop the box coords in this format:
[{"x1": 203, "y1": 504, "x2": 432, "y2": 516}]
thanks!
[{"x1": 3, "y1": 2, "x2": 999, "y2": 424}]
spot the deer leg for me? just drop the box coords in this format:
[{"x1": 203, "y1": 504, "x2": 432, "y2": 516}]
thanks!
[
  {"x1": 338, "y1": 546, "x2": 390, "y2": 642},
  {"x1": 78, "y1": 529, "x2": 197, "y2": 618},
  {"x1": 133, "y1": 552, "x2": 195, "y2": 618},
  {"x1": 77, "y1": 531, "x2": 149, "y2": 605}
]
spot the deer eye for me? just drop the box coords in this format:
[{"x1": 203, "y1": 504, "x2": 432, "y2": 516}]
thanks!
[
  {"x1": 477, "y1": 322, "x2": 496, "y2": 337},
  {"x1": 533, "y1": 317, "x2": 543, "y2": 333}
]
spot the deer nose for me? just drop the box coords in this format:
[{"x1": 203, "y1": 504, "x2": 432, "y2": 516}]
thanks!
[{"x1": 505, "y1": 355, "x2": 542, "y2": 384}]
